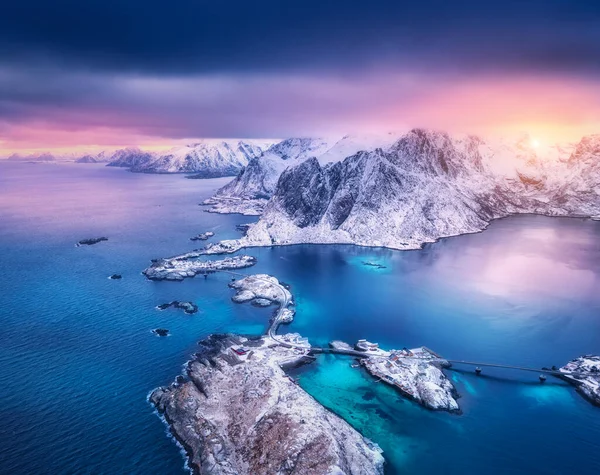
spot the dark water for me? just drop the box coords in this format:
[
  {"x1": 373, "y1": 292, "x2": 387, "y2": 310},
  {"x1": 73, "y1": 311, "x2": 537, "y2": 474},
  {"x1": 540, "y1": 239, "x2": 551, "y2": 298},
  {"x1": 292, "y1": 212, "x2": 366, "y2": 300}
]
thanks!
[{"x1": 1, "y1": 162, "x2": 600, "y2": 474}]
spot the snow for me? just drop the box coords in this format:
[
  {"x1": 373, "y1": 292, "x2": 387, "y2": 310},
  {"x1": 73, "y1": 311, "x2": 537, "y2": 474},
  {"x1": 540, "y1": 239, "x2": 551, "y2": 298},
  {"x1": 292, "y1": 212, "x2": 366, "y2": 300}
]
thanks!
[
  {"x1": 361, "y1": 346, "x2": 460, "y2": 412},
  {"x1": 560, "y1": 355, "x2": 600, "y2": 406},
  {"x1": 201, "y1": 130, "x2": 600, "y2": 253}
]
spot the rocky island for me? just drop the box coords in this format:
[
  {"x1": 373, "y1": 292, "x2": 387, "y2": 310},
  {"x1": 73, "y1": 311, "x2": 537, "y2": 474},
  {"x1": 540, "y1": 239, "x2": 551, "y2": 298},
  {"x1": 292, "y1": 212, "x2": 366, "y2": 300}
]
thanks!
[
  {"x1": 358, "y1": 344, "x2": 460, "y2": 412},
  {"x1": 77, "y1": 237, "x2": 108, "y2": 246},
  {"x1": 190, "y1": 231, "x2": 214, "y2": 241},
  {"x1": 157, "y1": 301, "x2": 198, "y2": 315},
  {"x1": 229, "y1": 274, "x2": 292, "y2": 305},
  {"x1": 151, "y1": 264, "x2": 465, "y2": 472},
  {"x1": 559, "y1": 356, "x2": 600, "y2": 407},
  {"x1": 143, "y1": 254, "x2": 256, "y2": 281},
  {"x1": 150, "y1": 334, "x2": 384, "y2": 475}
]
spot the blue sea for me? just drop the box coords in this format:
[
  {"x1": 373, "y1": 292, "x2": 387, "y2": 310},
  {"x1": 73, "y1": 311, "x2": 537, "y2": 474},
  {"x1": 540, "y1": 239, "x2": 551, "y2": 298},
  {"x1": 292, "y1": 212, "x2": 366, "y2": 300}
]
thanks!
[{"x1": 1, "y1": 161, "x2": 600, "y2": 474}]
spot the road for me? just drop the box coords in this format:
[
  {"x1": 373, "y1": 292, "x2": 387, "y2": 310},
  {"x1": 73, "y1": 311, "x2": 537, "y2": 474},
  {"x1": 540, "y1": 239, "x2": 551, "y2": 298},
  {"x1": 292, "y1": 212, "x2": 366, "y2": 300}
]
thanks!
[{"x1": 213, "y1": 269, "x2": 309, "y2": 349}]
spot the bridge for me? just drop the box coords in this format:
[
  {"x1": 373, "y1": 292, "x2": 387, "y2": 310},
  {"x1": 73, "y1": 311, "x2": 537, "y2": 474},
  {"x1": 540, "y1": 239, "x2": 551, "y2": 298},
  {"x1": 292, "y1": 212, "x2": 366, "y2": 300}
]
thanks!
[
  {"x1": 212, "y1": 269, "x2": 308, "y2": 349},
  {"x1": 445, "y1": 359, "x2": 584, "y2": 378},
  {"x1": 211, "y1": 270, "x2": 584, "y2": 379}
]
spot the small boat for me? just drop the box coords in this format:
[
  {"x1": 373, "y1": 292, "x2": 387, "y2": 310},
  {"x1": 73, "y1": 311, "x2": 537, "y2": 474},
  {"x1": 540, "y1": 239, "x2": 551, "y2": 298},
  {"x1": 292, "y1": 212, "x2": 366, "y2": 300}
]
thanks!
[
  {"x1": 475, "y1": 367, "x2": 482, "y2": 375},
  {"x1": 539, "y1": 374, "x2": 547, "y2": 382}
]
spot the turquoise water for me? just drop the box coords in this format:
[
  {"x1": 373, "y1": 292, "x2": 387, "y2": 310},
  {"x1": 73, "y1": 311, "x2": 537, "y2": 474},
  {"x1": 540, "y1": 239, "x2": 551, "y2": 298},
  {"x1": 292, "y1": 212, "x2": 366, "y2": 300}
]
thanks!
[{"x1": 1, "y1": 162, "x2": 600, "y2": 474}]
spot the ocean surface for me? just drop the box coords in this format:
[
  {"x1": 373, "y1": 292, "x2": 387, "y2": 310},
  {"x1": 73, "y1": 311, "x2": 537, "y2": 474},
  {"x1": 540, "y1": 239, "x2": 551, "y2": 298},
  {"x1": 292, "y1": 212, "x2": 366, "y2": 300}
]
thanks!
[{"x1": 1, "y1": 161, "x2": 600, "y2": 474}]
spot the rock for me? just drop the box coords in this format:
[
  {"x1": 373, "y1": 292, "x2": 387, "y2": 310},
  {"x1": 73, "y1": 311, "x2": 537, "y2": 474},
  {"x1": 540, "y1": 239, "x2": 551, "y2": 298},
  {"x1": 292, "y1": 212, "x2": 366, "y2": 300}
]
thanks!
[
  {"x1": 360, "y1": 346, "x2": 460, "y2": 412},
  {"x1": 77, "y1": 237, "x2": 108, "y2": 246},
  {"x1": 362, "y1": 261, "x2": 387, "y2": 269},
  {"x1": 251, "y1": 298, "x2": 273, "y2": 307},
  {"x1": 236, "y1": 223, "x2": 252, "y2": 234},
  {"x1": 157, "y1": 301, "x2": 198, "y2": 315},
  {"x1": 559, "y1": 356, "x2": 600, "y2": 407},
  {"x1": 330, "y1": 340, "x2": 354, "y2": 351},
  {"x1": 142, "y1": 254, "x2": 256, "y2": 281},
  {"x1": 150, "y1": 334, "x2": 384, "y2": 475},
  {"x1": 190, "y1": 231, "x2": 215, "y2": 241},
  {"x1": 109, "y1": 274, "x2": 122, "y2": 280},
  {"x1": 153, "y1": 328, "x2": 170, "y2": 337},
  {"x1": 228, "y1": 274, "x2": 291, "y2": 307}
]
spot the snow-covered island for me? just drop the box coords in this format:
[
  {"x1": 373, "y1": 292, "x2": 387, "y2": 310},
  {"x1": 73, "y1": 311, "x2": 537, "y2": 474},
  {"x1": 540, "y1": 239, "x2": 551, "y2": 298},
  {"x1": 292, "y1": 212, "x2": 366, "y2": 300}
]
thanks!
[
  {"x1": 229, "y1": 274, "x2": 292, "y2": 305},
  {"x1": 189, "y1": 231, "x2": 214, "y2": 241},
  {"x1": 358, "y1": 344, "x2": 460, "y2": 412},
  {"x1": 559, "y1": 356, "x2": 600, "y2": 407},
  {"x1": 142, "y1": 254, "x2": 256, "y2": 281},
  {"x1": 150, "y1": 333, "x2": 385, "y2": 475}
]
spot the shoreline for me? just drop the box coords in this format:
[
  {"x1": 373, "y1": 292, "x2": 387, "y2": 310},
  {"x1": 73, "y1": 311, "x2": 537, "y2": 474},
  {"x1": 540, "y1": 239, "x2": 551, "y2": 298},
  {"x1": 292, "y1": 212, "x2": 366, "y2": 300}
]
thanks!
[{"x1": 186, "y1": 212, "x2": 598, "y2": 261}]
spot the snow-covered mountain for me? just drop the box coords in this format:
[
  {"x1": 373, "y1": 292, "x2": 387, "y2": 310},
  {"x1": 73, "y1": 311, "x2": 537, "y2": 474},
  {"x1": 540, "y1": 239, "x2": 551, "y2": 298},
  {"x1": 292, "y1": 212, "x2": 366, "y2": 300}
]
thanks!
[
  {"x1": 105, "y1": 148, "x2": 155, "y2": 168},
  {"x1": 106, "y1": 140, "x2": 270, "y2": 177},
  {"x1": 219, "y1": 129, "x2": 600, "y2": 251},
  {"x1": 204, "y1": 135, "x2": 403, "y2": 215},
  {"x1": 6, "y1": 152, "x2": 56, "y2": 162},
  {"x1": 3, "y1": 141, "x2": 270, "y2": 174},
  {"x1": 75, "y1": 151, "x2": 112, "y2": 163}
]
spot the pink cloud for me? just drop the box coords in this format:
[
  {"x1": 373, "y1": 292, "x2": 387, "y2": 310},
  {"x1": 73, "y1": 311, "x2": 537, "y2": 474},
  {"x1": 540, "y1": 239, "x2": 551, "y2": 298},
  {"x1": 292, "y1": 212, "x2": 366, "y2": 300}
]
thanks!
[{"x1": 1, "y1": 71, "x2": 599, "y2": 153}]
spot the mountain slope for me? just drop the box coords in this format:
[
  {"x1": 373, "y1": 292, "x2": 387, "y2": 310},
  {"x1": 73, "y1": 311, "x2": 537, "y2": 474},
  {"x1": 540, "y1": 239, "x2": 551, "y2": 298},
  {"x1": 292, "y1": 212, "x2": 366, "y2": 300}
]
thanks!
[
  {"x1": 203, "y1": 135, "x2": 403, "y2": 215},
  {"x1": 203, "y1": 138, "x2": 336, "y2": 215},
  {"x1": 105, "y1": 140, "x2": 270, "y2": 177},
  {"x1": 233, "y1": 129, "x2": 600, "y2": 250}
]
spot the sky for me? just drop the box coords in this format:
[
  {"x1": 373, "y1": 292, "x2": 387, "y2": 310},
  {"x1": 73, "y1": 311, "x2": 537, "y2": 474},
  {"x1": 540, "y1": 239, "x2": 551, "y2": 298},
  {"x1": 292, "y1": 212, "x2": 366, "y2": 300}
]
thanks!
[{"x1": 1, "y1": 0, "x2": 600, "y2": 153}]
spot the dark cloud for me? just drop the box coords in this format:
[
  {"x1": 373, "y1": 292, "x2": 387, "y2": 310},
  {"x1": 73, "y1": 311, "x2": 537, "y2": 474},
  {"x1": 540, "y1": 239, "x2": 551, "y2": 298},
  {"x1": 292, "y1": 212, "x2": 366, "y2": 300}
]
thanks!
[
  {"x1": 1, "y1": 1, "x2": 599, "y2": 75},
  {"x1": 1, "y1": 1, "x2": 600, "y2": 147}
]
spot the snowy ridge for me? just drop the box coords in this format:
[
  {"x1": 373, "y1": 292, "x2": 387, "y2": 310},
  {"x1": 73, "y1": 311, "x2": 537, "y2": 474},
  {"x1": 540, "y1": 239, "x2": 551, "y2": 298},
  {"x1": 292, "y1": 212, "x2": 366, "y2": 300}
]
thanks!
[
  {"x1": 211, "y1": 129, "x2": 600, "y2": 251},
  {"x1": 105, "y1": 140, "x2": 272, "y2": 176},
  {"x1": 203, "y1": 134, "x2": 404, "y2": 214}
]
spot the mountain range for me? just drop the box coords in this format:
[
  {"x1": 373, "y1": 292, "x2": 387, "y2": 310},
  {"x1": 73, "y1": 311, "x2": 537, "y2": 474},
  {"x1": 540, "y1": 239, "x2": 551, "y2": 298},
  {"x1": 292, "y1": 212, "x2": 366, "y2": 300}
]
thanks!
[
  {"x1": 2, "y1": 140, "x2": 273, "y2": 178},
  {"x1": 206, "y1": 129, "x2": 600, "y2": 251}
]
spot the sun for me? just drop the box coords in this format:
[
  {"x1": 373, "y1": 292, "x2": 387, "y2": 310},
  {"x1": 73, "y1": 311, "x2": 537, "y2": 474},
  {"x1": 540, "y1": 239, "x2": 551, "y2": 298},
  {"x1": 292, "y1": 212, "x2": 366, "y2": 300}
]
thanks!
[{"x1": 530, "y1": 138, "x2": 540, "y2": 149}]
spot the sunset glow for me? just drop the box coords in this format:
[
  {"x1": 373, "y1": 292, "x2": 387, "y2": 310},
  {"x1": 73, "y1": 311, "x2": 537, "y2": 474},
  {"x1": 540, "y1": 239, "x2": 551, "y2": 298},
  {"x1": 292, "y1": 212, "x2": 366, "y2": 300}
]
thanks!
[
  {"x1": 1, "y1": 73, "x2": 599, "y2": 155},
  {"x1": 1, "y1": 1, "x2": 600, "y2": 155}
]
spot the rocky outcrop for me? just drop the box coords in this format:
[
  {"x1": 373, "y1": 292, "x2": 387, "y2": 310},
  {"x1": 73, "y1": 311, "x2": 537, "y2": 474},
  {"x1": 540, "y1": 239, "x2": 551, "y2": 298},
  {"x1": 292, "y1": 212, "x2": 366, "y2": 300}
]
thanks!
[
  {"x1": 153, "y1": 328, "x2": 170, "y2": 337},
  {"x1": 559, "y1": 355, "x2": 600, "y2": 406},
  {"x1": 360, "y1": 346, "x2": 460, "y2": 412},
  {"x1": 157, "y1": 301, "x2": 198, "y2": 314},
  {"x1": 190, "y1": 231, "x2": 214, "y2": 241},
  {"x1": 228, "y1": 274, "x2": 292, "y2": 306},
  {"x1": 203, "y1": 138, "x2": 334, "y2": 214},
  {"x1": 77, "y1": 237, "x2": 108, "y2": 246},
  {"x1": 143, "y1": 254, "x2": 256, "y2": 281},
  {"x1": 150, "y1": 334, "x2": 385, "y2": 475}
]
